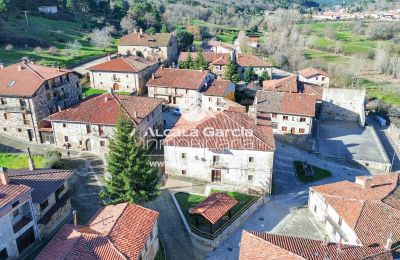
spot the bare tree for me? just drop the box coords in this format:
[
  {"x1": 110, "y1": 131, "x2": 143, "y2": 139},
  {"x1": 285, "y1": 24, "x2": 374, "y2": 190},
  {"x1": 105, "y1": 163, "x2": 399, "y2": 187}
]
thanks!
[
  {"x1": 374, "y1": 42, "x2": 390, "y2": 74},
  {"x1": 90, "y1": 27, "x2": 113, "y2": 50},
  {"x1": 120, "y1": 15, "x2": 137, "y2": 33}
]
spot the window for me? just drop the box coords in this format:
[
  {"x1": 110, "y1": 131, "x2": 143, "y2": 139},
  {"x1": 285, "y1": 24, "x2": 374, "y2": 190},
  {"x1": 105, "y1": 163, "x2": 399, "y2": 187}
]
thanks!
[
  {"x1": 99, "y1": 126, "x2": 104, "y2": 136},
  {"x1": 16, "y1": 227, "x2": 36, "y2": 254},
  {"x1": 3, "y1": 113, "x2": 9, "y2": 120},
  {"x1": 248, "y1": 175, "x2": 253, "y2": 181},
  {"x1": 13, "y1": 208, "x2": 19, "y2": 218},
  {"x1": 299, "y1": 128, "x2": 305, "y2": 134},
  {"x1": 314, "y1": 205, "x2": 317, "y2": 213},
  {"x1": 40, "y1": 200, "x2": 49, "y2": 211},
  {"x1": 209, "y1": 97, "x2": 212, "y2": 102},
  {"x1": 100, "y1": 141, "x2": 105, "y2": 147},
  {"x1": 271, "y1": 113, "x2": 277, "y2": 118},
  {"x1": 126, "y1": 75, "x2": 129, "y2": 78},
  {"x1": 300, "y1": 117, "x2": 306, "y2": 122},
  {"x1": 283, "y1": 116, "x2": 288, "y2": 121},
  {"x1": 62, "y1": 123, "x2": 67, "y2": 128},
  {"x1": 86, "y1": 125, "x2": 91, "y2": 134},
  {"x1": 19, "y1": 99, "x2": 26, "y2": 108},
  {"x1": 181, "y1": 170, "x2": 186, "y2": 175},
  {"x1": 3, "y1": 127, "x2": 6, "y2": 132},
  {"x1": 64, "y1": 136, "x2": 69, "y2": 142},
  {"x1": 0, "y1": 98, "x2": 6, "y2": 105},
  {"x1": 181, "y1": 153, "x2": 186, "y2": 159},
  {"x1": 211, "y1": 170, "x2": 221, "y2": 182},
  {"x1": 315, "y1": 77, "x2": 319, "y2": 80},
  {"x1": 46, "y1": 93, "x2": 51, "y2": 100},
  {"x1": 282, "y1": 126, "x2": 288, "y2": 131},
  {"x1": 12, "y1": 200, "x2": 19, "y2": 208},
  {"x1": 248, "y1": 157, "x2": 254, "y2": 163},
  {"x1": 322, "y1": 77, "x2": 325, "y2": 81},
  {"x1": 213, "y1": 155, "x2": 220, "y2": 163},
  {"x1": 0, "y1": 248, "x2": 8, "y2": 260},
  {"x1": 17, "y1": 128, "x2": 22, "y2": 133},
  {"x1": 56, "y1": 184, "x2": 65, "y2": 199}
]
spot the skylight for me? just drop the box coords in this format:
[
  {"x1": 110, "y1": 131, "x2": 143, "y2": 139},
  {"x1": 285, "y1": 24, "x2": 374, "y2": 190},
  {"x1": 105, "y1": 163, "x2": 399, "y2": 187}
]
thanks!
[{"x1": 7, "y1": 81, "x2": 16, "y2": 87}]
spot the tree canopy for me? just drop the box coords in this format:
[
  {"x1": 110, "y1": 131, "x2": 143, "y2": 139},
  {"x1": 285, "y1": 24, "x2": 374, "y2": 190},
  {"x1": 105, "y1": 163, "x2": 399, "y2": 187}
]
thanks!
[{"x1": 175, "y1": 28, "x2": 194, "y2": 52}]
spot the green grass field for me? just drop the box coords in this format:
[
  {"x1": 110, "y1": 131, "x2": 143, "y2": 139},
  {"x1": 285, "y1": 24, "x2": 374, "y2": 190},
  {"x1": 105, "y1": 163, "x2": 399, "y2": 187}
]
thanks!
[
  {"x1": 0, "y1": 14, "x2": 116, "y2": 67},
  {"x1": 293, "y1": 161, "x2": 332, "y2": 183},
  {"x1": 82, "y1": 88, "x2": 132, "y2": 98},
  {"x1": 0, "y1": 153, "x2": 46, "y2": 169},
  {"x1": 187, "y1": 18, "x2": 239, "y2": 43}
]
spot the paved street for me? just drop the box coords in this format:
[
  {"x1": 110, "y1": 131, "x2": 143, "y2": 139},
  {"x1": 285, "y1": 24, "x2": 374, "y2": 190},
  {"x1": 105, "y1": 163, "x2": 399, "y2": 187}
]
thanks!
[{"x1": 71, "y1": 54, "x2": 118, "y2": 75}]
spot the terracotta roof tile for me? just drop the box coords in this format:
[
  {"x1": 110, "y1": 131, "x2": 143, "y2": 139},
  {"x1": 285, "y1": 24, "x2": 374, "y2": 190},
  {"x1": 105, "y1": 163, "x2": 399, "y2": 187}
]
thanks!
[
  {"x1": 202, "y1": 79, "x2": 232, "y2": 96},
  {"x1": 119, "y1": 32, "x2": 173, "y2": 47},
  {"x1": 298, "y1": 67, "x2": 329, "y2": 78},
  {"x1": 164, "y1": 111, "x2": 275, "y2": 152},
  {"x1": 190, "y1": 193, "x2": 237, "y2": 224},
  {"x1": 47, "y1": 93, "x2": 163, "y2": 125},
  {"x1": 236, "y1": 54, "x2": 273, "y2": 67},
  {"x1": 239, "y1": 231, "x2": 393, "y2": 260},
  {"x1": 263, "y1": 75, "x2": 298, "y2": 93},
  {"x1": 146, "y1": 67, "x2": 210, "y2": 90},
  {"x1": 178, "y1": 52, "x2": 230, "y2": 65},
  {"x1": 7, "y1": 169, "x2": 74, "y2": 203},
  {"x1": 256, "y1": 91, "x2": 316, "y2": 117},
  {"x1": 0, "y1": 62, "x2": 73, "y2": 97},
  {"x1": 88, "y1": 56, "x2": 157, "y2": 73},
  {"x1": 302, "y1": 83, "x2": 323, "y2": 101},
  {"x1": 36, "y1": 203, "x2": 159, "y2": 260},
  {"x1": 0, "y1": 183, "x2": 32, "y2": 208}
]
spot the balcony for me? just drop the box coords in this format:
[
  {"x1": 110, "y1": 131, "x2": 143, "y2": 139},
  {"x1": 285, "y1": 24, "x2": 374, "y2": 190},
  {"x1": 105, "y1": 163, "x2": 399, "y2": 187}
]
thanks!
[
  {"x1": 13, "y1": 215, "x2": 33, "y2": 233},
  {"x1": 210, "y1": 161, "x2": 228, "y2": 169},
  {"x1": 113, "y1": 78, "x2": 121, "y2": 82},
  {"x1": 0, "y1": 105, "x2": 30, "y2": 113}
]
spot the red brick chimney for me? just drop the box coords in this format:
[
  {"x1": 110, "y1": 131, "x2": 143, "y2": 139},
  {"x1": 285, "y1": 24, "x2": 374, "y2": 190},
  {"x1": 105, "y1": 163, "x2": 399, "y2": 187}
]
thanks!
[{"x1": 0, "y1": 167, "x2": 10, "y2": 185}]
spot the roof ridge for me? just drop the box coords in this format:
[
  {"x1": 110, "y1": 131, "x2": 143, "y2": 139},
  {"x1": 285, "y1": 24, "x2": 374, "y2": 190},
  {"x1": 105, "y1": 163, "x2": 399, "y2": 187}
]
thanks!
[
  {"x1": 199, "y1": 193, "x2": 225, "y2": 213},
  {"x1": 24, "y1": 62, "x2": 45, "y2": 81},
  {"x1": 104, "y1": 202, "x2": 128, "y2": 236},
  {"x1": 111, "y1": 94, "x2": 138, "y2": 126},
  {"x1": 121, "y1": 56, "x2": 139, "y2": 72}
]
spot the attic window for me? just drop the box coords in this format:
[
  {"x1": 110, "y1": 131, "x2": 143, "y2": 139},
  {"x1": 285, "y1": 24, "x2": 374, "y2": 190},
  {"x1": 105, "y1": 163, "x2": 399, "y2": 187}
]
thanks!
[{"x1": 7, "y1": 81, "x2": 16, "y2": 87}]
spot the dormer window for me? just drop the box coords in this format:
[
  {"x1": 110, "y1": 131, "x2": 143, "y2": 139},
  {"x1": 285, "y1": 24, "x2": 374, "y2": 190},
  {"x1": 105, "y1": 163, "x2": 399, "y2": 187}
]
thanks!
[{"x1": 7, "y1": 81, "x2": 16, "y2": 87}]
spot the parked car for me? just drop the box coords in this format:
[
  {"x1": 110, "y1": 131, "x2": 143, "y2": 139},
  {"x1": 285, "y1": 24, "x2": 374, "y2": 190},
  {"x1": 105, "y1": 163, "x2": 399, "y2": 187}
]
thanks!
[{"x1": 172, "y1": 108, "x2": 181, "y2": 116}]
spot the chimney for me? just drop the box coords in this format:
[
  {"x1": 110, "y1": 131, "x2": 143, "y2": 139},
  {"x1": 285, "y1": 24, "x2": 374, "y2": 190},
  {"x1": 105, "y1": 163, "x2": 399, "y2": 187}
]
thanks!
[
  {"x1": 73, "y1": 210, "x2": 78, "y2": 226},
  {"x1": 104, "y1": 95, "x2": 109, "y2": 102},
  {"x1": 151, "y1": 73, "x2": 155, "y2": 80},
  {"x1": 161, "y1": 64, "x2": 164, "y2": 69},
  {"x1": 140, "y1": 28, "x2": 143, "y2": 35},
  {"x1": 29, "y1": 59, "x2": 36, "y2": 65},
  {"x1": 57, "y1": 66, "x2": 61, "y2": 72},
  {"x1": 133, "y1": 28, "x2": 137, "y2": 34},
  {"x1": 27, "y1": 148, "x2": 35, "y2": 171},
  {"x1": 18, "y1": 65, "x2": 22, "y2": 71},
  {"x1": 0, "y1": 64, "x2": 4, "y2": 69},
  {"x1": 322, "y1": 235, "x2": 329, "y2": 246},
  {"x1": 355, "y1": 176, "x2": 373, "y2": 189},
  {"x1": 385, "y1": 234, "x2": 393, "y2": 250},
  {"x1": 0, "y1": 167, "x2": 9, "y2": 185},
  {"x1": 107, "y1": 55, "x2": 111, "y2": 61},
  {"x1": 108, "y1": 88, "x2": 114, "y2": 94},
  {"x1": 133, "y1": 111, "x2": 137, "y2": 118}
]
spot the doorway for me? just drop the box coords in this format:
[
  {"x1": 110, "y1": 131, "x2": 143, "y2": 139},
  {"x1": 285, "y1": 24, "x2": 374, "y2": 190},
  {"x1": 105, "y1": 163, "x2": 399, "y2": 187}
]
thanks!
[
  {"x1": 211, "y1": 170, "x2": 221, "y2": 182},
  {"x1": 85, "y1": 139, "x2": 92, "y2": 151},
  {"x1": 113, "y1": 83, "x2": 120, "y2": 91}
]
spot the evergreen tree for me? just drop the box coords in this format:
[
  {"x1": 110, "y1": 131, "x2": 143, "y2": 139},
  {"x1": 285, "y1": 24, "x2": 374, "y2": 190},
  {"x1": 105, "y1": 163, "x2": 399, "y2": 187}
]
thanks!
[
  {"x1": 65, "y1": 0, "x2": 74, "y2": 11},
  {"x1": 243, "y1": 66, "x2": 257, "y2": 83},
  {"x1": 0, "y1": 0, "x2": 9, "y2": 13},
  {"x1": 194, "y1": 50, "x2": 208, "y2": 70},
  {"x1": 180, "y1": 52, "x2": 194, "y2": 69},
  {"x1": 224, "y1": 56, "x2": 240, "y2": 83},
  {"x1": 100, "y1": 116, "x2": 159, "y2": 204},
  {"x1": 259, "y1": 71, "x2": 271, "y2": 81}
]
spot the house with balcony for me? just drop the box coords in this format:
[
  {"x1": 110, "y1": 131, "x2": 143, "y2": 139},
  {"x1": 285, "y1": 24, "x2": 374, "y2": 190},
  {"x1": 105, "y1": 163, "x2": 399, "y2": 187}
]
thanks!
[
  {"x1": 298, "y1": 67, "x2": 330, "y2": 87},
  {"x1": 0, "y1": 166, "x2": 74, "y2": 259},
  {"x1": 309, "y1": 174, "x2": 400, "y2": 257},
  {"x1": 37, "y1": 203, "x2": 160, "y2": 260},
  {"x1": 178, "y1": 52, "x2": 231, "y2": 77},
  {"x1": 46, "y1": 93, "x2": 164, "y2": 155},
  {"x1": 164, "y1": 111, "x2": 275, "y2": 194},
  {"x1": 251, "y1": 91, "x2": 317, "y2": 135},
  {"x1": 146, "y1": 67, "x2": 214, "y2": 109},
  {"x1": 87, "y1": 55, "x2": 159, "y2": 95},
  {"x1": 0, "y1": 61, "x2": 81, "y2": 144}
]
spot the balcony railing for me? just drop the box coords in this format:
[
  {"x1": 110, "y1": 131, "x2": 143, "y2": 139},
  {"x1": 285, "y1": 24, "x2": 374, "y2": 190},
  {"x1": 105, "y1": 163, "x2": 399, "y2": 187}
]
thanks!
[{"x1": 13, "y1": 215, "x2": 33, "y2": 233}]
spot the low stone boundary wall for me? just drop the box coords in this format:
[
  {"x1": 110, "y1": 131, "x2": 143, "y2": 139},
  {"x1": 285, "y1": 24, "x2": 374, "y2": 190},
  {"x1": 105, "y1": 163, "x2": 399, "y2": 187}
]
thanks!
[{"x1": 171, "y1": 191, "x2": 267, "y2": 249}]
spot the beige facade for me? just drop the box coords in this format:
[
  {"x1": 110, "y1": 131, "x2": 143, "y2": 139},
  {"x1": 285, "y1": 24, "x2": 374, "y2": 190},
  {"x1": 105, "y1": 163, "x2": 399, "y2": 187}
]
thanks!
[
  {"x1": 299, "y1": 74, "x2": 330, "y2": 88},
  {"x1": 270, "y1": 113, "x2": 313, "y2": 135}
]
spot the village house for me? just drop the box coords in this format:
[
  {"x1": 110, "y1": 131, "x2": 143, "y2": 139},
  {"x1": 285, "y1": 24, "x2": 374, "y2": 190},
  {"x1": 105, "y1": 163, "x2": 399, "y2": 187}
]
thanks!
[
  {"x1": 46, "y1": 93, "x2": 164, "y2": 154},
  {"x1": 118, "y1": 29, "x2": 178, "y2": 65},
  {"x1": 207, "y1": 40, "x2": 236, "y2": 54},
  {"x1": 251, "y1": 91, "x2": 317, "y2": 135},
  {"x1": 239, "y1": 231, "x2": 393, "y2": 260},
  {"x1": 0, "y1": 61, "x2": 82, "y2": 144},
  {"x1": 87, "y1": 56, "x2": 159, "y2": 95},
  {"x1": 298, "y1": 67, "x2": 330, "y2": 88},
  {"x1": 146, "y1": 67, "x2": 214, "y2": 108},
  {"x1": 178, "y1": 52, "x2": 231, "y2": 77},
  {"x1": 263, "y1": 75, "x2": 298, "y2": 93},
  {"x1": 0, "y1": 166, "x2": 74, "y2": 259},
  {"x1": 236, "y1": 54, "x2": 273, "y2": 79},
  {"x1": 309, "y1": 174, "x2": 400, "y2": 256},
  {"x1": 36, "y1": 203, "x2": 160, "y2": 260},
  {"x1": 201, "y1": 79, "x2": 237, "y2": 112},
  {"x1": 164, "y1": 111, "x2": 275, "y2": 194}
]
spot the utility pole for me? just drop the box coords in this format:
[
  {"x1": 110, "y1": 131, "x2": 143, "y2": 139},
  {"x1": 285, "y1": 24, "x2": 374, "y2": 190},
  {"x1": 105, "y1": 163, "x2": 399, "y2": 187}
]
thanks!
[{"x1": 23, "y1": 11, "x2": 29, "y2": 28}]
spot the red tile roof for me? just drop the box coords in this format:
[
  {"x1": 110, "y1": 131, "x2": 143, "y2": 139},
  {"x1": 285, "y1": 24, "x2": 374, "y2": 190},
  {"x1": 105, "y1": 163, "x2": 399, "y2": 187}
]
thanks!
[
  {"x1": 303, "y1": 83, "x2": 323, "y2": 101},
  {"x1": 0, "y1": 62, "x2": 73, "y2": 97},
  {"x1": 146, "y1": 67, "x2": 210, "y2": 90},
  {"x1": 178, "y1": 52, "x2": 230, "y2": 65},
  {"x1": 164, "y1": 111, "x2": 275, "y2": 152},
  {"x1": 47, "y1": 93, "x2": 163, "y2": 125},
  {"x1": 202, "y1": 79, "x2": 232, "y2": 96},
  {"x1": 256, "y1": 91, "x2": 316, "y2": 117},
  {"x1": 311, "y1": 174, "x2": 400, "y2": 252},
  {"x1": 239, "y1": 231, "x2": 393, "y2": 260},
  {"x1": 119, "y1": 32, "x2": 172, "y2": 47},
  {"x1": 36, "y1": 203, "x2": 159, "y2": 260},
  {"x1": 263, "y1": 75, "x2": 298, "y2": 93},
  {"x1": 298, "y1": 67, "x2": 329, "y2": 78},
  {"x1": 236, "y1": 54, "x2": 273, "y2": 67},
  {"x1": 88, "y1": 56, "x2": 157, "y2": 73},
  {"x1": 0, "y1": 183, "x2": 32, "y2": 208},
  {"x1": 190, "y1": 193, "x2": 237, "y2": 224}
]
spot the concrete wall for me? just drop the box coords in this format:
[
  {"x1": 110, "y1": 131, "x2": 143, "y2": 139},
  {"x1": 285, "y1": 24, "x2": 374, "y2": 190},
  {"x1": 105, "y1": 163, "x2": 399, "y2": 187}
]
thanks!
[
  {"x1": 299, "y1": 75, "x2": 330, "y2": 88},
  {"x1": 321, "y1": 88, "x2": 365, "y2": 126},
  {"x1": 164, "y1": 146, "x2": 274, "y2": 194}
]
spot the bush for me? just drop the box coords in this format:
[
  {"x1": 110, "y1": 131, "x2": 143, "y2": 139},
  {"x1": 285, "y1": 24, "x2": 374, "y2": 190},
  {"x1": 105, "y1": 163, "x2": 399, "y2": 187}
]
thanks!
[{"x1": 45, "y1": 151, "x2": 64, "y2": 169}]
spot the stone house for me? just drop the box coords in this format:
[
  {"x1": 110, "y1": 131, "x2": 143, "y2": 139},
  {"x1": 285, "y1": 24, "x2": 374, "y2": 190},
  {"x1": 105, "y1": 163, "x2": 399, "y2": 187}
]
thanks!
[
  {"x1": 164, "y1": 111, "x2": 275, "y2": 194},
  {"x1": 298, "y1": 67, "x2": 330, "y2": 87},
  {"x1": 118, "y1": 30, "x2": 178, "y2": 65},
  {"x1": 46, "y1": 93, "x2": 164, "y2": 155},
  {"x1": 0, "y1": 61, "x2": 82, "y2": 144},
  {"x1": 0, "y1": 166, "x2": 74, "y2": 259},
  {"x1": 37, "y1": 203, "x2": 160, "y2": 260},
  {"x1": 236, "y1": 54, "x2": 273, "y2": 79},
  {"x1": 146, "y1": 67, "x2": 214, "y2": 109},
  {"x1": 178, "y1": 52, "x2": 231, "y2": 77},
  {"x1": 201, "y1": 79, "x2": 237, "y2": 112},
  {"x1": 252, "y1": 91, "x2": 317, "y2": 135},
  {"x1": 87, "y1": 56, "x2": 159, "y2": 95},
  {"x1": 308, "y1": 174, "x2": 400, "y2": 256}
]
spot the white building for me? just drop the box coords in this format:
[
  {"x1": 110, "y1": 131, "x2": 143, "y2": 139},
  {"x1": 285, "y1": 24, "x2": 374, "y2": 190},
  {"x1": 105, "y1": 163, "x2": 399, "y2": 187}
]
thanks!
[
  {"x1": 118, "y1": 30, "x2": 178, "y2": 65},
  {"x1": 146, "y1": 67, "x2": 214, "y2": 108},
  {"x1": 309, "y1": 174, "x2": 400, "y2": 253},
  {"x1": 87, "y1": 56, "x2": 159, "y2": 95},
  {"x1": 207, "y1": 40, "x2": 236, "y2": 54},
  {"x1": 236, "y1": 54, "x2": 273, "y2": 79},
  {"x1": 298, "y1": 67, "x2": 330, "y2": 87},
  {"x1": 164, "y1": 111, "x2": 275, "y2": 194},
  {"x1": 251, "y1": 91, "x2": 316, "y2": 135},
  {"x1": 46, "y1": 93, "x2": 164, "y2": 155}
]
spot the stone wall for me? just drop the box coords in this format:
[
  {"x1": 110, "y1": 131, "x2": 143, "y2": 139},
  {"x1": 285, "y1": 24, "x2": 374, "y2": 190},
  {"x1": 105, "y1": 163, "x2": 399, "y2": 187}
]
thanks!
[{"x1": 320, "y1": 88, "x2": 365, "y2": 126}]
